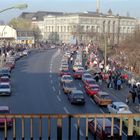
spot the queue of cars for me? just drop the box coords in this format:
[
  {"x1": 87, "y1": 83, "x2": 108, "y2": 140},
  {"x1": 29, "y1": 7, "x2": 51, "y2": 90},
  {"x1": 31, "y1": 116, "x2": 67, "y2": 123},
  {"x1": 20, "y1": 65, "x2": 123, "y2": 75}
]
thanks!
[
  {"x1": 59, "y1": 48, "x2": 138, "y2": 139},
  {"x1": 0, "y1": 48, "x2": 30, "y2": 128}
]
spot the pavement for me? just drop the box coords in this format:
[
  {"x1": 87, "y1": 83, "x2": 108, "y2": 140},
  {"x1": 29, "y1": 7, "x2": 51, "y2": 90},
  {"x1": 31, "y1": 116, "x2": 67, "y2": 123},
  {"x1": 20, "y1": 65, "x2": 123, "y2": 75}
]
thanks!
[{"x1": 100, "y1": 81, "x2": 140, "y2": 113}]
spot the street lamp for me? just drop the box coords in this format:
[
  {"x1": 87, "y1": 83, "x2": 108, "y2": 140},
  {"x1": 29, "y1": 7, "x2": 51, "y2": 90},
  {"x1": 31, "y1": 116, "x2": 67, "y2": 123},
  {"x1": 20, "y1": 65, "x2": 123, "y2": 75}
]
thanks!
[
  {"x1": 0, "y1": 3, "x2": 28, "y2": 67},
  {"x1": 0, "y1": 3, "x2": 28, "y2": 13}
]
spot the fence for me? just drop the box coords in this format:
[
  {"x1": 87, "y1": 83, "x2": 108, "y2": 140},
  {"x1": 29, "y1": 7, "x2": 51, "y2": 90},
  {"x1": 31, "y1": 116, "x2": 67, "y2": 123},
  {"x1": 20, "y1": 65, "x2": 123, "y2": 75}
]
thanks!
[{"x1": 0, "y1": 114, "x2": 139, "y2": 140}]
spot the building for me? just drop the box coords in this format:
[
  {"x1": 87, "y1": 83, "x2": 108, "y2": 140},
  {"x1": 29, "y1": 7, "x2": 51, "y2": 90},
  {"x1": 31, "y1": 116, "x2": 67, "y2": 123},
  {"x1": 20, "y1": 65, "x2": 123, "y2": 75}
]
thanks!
[
  {"x1": 0, "y1": 25, "x2": 17, "y2": 46},
  {"x1": 43, "y1": 11, "x2": 137, "y2": 44}
]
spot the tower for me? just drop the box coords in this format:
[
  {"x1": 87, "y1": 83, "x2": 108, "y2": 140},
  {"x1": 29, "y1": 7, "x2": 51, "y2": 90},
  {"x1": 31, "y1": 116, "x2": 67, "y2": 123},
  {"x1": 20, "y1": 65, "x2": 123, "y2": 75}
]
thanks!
[{"x1": 96, "y1": 0, "x2": 100, "y2": 13}]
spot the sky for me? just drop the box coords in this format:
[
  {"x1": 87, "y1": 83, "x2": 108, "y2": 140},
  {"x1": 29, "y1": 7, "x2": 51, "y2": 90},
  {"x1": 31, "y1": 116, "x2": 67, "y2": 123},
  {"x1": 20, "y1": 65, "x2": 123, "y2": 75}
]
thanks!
[{"x1": 0, "y1": 0, "x2": 140, "y2": 23}]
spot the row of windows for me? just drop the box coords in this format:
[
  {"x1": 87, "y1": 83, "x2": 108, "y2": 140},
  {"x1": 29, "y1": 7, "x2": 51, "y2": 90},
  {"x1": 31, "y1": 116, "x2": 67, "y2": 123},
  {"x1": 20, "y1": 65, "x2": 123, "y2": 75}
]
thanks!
[{"x1": 45, "y1": 25, "x2": 134, "y2": 33}]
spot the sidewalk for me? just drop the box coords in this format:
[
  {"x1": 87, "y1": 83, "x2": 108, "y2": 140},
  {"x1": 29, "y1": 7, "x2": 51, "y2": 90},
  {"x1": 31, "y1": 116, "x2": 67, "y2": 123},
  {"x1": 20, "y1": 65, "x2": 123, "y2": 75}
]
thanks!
[{"x1": 101, "y1": 81, "x2": 140, "y2": 113}]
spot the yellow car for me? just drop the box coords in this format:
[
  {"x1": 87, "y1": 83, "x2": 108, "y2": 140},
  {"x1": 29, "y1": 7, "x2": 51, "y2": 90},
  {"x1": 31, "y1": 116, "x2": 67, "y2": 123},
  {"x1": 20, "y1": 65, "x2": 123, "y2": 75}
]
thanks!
[{"x1": 123, "y1": 118, "x2": 140, "y2": 136}]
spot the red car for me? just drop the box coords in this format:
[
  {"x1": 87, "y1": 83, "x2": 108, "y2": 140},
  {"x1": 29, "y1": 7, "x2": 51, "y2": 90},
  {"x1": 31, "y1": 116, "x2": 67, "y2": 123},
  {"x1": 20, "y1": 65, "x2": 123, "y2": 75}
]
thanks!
[
  {"x1": 0, "y1": 76, "x2": 10, "y2": 83},
  {"x1": 5, "y1": 62, "x2": 15, "y2": 70},
  {"x1": 85, "y1": 84, "x2": 100, "y2": 96},
  {"x1": 60, "y1": 69, "x2": 71, "y2": 76},
  {"x1": 83, "y1": 78, "x2": 96, "y2": 88},
  {"x1": 73, "y1": 71, "x2": 83, "y2": 79},
  {"x1": 0, "y1": 106, "x2": 13, "y2": 128}
]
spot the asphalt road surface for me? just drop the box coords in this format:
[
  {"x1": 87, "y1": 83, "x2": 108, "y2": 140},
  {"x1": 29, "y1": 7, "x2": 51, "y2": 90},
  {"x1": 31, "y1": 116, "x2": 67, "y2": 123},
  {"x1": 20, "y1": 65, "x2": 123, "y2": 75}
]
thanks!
[{"x1": 0, "y1": 48, "x2": 138, "y2": 139}]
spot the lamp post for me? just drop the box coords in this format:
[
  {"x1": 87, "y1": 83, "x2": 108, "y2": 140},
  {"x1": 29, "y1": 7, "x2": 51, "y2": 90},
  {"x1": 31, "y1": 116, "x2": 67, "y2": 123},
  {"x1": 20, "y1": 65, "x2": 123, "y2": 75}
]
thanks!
[{"x1": 0, "y1": 3, "x2": 28, "y2": 68}]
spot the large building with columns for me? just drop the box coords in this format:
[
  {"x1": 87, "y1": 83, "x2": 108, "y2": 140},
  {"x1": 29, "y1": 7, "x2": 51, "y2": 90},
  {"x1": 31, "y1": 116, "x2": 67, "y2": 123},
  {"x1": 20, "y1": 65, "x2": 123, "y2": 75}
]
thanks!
[{"x1": 43, "y1": 11, "x2": 137, "y2": 44}]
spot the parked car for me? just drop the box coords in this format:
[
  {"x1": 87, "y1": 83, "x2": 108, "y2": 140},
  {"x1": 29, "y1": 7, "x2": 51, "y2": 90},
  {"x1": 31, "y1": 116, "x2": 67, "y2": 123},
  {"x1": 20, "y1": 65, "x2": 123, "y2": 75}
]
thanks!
[
  {"x1": 63, "y1": 82, "x2": 76, "y2": 94},
  {"x1": 0, "y1": 76, "x2": 10, "y2": 84},
  {"x1": 0, "y1": 83, "x2": 12, "y2": 96},
  {"x1": 88, "y1": 118, "x2": 120, "y2": 140},
  {"x1": 123, "y1": 118, "x2": 140, "y2": 136},
  {"x1": 107, "y1": 102, "x2": 132, "y2": 114},
  {"x1": 85, "y1": 84, "x2": 100, "y2": 96},
  {"x1": 0, "y1": 68, "x2": 11, "y2": 78},
  {"x1": 60, "y1": 75, "x2": 73, "y2": 84},
  {"x1": 93, "y1": 91, "x2": 112, "y2": 106},
  {"x1": 0, "y1": 106, "x2": 13, "y2": 128},
  {"x1": 68, "y1": 90, "x2": 85, "y2": 104}
]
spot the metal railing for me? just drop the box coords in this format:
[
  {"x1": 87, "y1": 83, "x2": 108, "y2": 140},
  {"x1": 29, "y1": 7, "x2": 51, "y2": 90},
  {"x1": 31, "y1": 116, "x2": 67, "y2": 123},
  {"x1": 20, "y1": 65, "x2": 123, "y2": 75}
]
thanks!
[{"x1": 0, "y1": 114, "x2": 139, "y2": 140}]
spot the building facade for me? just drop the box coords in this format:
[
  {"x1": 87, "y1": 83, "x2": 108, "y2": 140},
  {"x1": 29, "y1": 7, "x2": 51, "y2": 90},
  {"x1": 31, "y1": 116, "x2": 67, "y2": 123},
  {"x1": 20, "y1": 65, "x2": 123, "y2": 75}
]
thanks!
[{"x1": 43, "y1": 12, "x2": 137, "y2": 45}]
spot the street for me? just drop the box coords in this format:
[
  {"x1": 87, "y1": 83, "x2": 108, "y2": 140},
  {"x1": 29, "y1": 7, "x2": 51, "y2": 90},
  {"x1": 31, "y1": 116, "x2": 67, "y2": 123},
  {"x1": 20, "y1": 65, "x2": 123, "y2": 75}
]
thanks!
[{"x1": 0, "y1": 48, "x2": 138, "y2": 139}]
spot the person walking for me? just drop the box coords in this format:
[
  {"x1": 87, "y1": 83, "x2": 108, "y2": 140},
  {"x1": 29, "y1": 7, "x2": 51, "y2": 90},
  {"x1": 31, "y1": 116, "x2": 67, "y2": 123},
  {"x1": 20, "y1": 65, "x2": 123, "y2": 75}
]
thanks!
[{"x1": 70, "y1": 57, "x2": 73, "y2": 64}]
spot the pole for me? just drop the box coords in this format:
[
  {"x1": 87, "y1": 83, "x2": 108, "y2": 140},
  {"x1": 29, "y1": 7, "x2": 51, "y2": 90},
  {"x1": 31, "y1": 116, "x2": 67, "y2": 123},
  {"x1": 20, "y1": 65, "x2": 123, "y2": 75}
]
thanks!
[{"x1": 104, "y1": 35, "x2": 107, "y2": 69}]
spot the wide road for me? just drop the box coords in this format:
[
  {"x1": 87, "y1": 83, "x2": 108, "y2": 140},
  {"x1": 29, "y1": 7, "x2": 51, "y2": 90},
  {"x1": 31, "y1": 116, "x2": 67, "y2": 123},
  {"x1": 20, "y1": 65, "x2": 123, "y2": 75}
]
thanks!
[{"x1": 0, "y1": 48, "x2": 133, "y2": 139}]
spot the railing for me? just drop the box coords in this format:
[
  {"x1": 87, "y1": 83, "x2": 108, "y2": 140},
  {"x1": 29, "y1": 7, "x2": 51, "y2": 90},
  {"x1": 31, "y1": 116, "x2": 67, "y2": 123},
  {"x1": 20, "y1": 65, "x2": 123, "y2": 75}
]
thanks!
[{"x1": 0, "y1": 114, "x2": 139, "y2": 140}]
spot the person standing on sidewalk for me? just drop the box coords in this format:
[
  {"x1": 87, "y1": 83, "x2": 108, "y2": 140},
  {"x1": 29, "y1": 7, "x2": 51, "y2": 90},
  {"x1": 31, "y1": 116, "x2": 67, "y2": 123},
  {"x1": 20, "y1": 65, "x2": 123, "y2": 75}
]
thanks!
[{"x1": 137, "y1": 85, "x2": 140, "y2": 111}]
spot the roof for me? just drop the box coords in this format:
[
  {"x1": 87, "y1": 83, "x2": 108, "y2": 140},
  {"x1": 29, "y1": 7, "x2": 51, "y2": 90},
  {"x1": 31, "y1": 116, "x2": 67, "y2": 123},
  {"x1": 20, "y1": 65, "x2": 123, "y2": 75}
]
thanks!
[
  {"x1": 72, "y1": 90, "x2": 83, "y2": 94},
  {"x1": 98, "y1": 91, "x2": 109, "y2": 95},
  {"x1": 0, "y1": 106, "x2": 9, "y2": 111},
  {"x1": 113, "y1": 102, "x2": 128, "y2": 107}
]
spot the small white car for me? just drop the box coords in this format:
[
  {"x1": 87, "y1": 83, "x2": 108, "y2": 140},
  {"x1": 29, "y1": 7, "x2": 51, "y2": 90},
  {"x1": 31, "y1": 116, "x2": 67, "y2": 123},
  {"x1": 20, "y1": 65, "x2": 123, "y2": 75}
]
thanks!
[
  {"x1": 107, "y1": 102, "x2": 132, "y2": 114},
  {"x1": 60, "y1": 75, "x2": 73, "y2": 84},
  {"x1": 0, "y1": 83, "x2": 11, "y2": 96}
]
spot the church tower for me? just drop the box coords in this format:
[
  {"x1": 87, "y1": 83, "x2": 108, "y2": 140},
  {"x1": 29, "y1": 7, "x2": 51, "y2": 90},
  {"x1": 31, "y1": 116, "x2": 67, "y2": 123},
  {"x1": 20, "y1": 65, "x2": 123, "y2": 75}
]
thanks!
[{"x1": 96, "y1": 0, "x2": 100, "y2": 13}]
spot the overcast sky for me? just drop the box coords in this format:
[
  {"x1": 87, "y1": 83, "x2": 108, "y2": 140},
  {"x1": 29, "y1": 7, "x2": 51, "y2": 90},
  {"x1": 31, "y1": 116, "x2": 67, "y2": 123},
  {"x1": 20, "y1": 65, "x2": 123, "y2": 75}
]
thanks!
[{"x1": 0, "y1": 0, "x2": 140, "y2": 23}]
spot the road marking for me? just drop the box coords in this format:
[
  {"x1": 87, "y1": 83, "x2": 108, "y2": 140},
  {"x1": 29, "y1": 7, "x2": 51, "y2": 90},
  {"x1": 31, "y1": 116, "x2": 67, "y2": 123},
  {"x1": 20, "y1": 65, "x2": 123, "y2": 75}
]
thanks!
[
  {"x1": 100, "y1": 109, "x2": 105, "y2": 114},
  {"x1": 50, "y1": 69, "x2": 52, "y2": 73},
  {"x1": 79, "y1": 83, "x2": 82, "y2": 87},
  {"x1": 59, "y1": 90, "x2": 61, "y2": 95},
  {"x1": 122, "y1": 130, "x2": 127, "y2": 137},
  {"x1": 57, "y1": 95, "x2": 61, "y2": 102},
  {"x1": 63, "y1": 107, "x2": 69, "y2": 114},
  {"x1": 74, "y1": 124, "x2": 84, "y2": 136},
  {"x1": 50, "y1": 74, "x2": 52, "y2": 78},
  {"x1": 51, "y1": 80, "x2": 53, "y2": 84},
  {"x1": 90, "y1": 98, "x2": 95, "y2": 104},
  {"x1": 52, "y1": 86, "x2": 56, "y2": 92},
  {"x1": 50, "y1": 63, "x2": 52, "y2": 66}
]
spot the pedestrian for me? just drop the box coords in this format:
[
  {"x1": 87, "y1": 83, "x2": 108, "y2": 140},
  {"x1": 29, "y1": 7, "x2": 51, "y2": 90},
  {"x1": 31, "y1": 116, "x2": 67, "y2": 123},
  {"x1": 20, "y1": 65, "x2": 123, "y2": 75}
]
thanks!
[
  {"x1": 130, "y1": 86, "x2": 137, "y2": 104},
  {"x1": 117, "y1": 79, "x2": 122, "y2": 90},
  {"x1": 70, "y1": 57, "x2": 73, "y2": 64},
  {"x1": 127, "y1": 92, "x2": 132, "y2": 105}
]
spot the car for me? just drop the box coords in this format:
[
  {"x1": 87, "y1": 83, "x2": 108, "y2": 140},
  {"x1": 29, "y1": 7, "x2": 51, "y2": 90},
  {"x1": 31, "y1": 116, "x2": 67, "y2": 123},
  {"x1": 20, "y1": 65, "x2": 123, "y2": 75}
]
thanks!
[
  {"x1": 107, "y1": 102, "x2": 132, "y2": 114},
  {"x1": 59, "y1": 69, "x2": 70, "y2": 76},
  {"x1": 22, "y1": 50, "x2": 28, "y2": 56},
  {"x1": 85, "y1": 84, "x2": 100, "y2": 96},
  {"x1": 0, "y1": 83, "x2": 12, "y2": 96},
  {"x1": 60, "y1": 64, "x2": 69, "y2": 71},
  {"x1": 0, "y1": 76, "x2": 10, "y2": 84},
  {"x1": 88, "y1": 118, "x2": 120, "y2": 139},
  {"x1": 82, "y1": 73, "x2": 92, "y2": 82},
  {"x1": 5, "y1": 61, "x2": 15, "y2": 70},
  {"x1": 93, "y1": 91, "x2": 112, "y2": 106},
  {"x1": 83, "y1": 78, "x2": 96, "y2": 87},
  {"x1": 73, "y1": 64, "x2": 82, "y2": 72},
  {"x1": 60, "y1": 75, "x2": 73, "y2": 84},
  {"x1": 0, "y1": 68, "x2": 11, "y2": 78},
  {"x1": 73, "y1": 71, "x2": 83, "y2": 79},
  {"x1": 68, "y1": 90, "x2": 85, "y2": 104},
  {"x1": 0, "y1": 106, "x2": 13, "y2": 128},
  {"x1": 123, "y1": 118, "x2": 140, "y2": 136},
  {"x1": 62, "y1": 82, "x2": 76, "y2": 94}
]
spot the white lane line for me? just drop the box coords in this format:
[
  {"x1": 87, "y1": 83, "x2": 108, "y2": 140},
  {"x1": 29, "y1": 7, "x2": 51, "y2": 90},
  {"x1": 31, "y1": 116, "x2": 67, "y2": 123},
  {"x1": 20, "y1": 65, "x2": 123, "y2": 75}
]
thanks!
[
  {"x1": 50, "y1": 74, "x2": 52, "y2": 78},
  {"x1": 57, "y1": 95, "x2": 61, "y2": 102},
  {"x1": 50, "y1": 63, "x2": 52, "y2": 66},
  {"x1": 122, "y1": 130, "x2": 127, "y2": 137},
  {"x1": 52, "y1": 86, "x2": 56, "y2": 92},
  {"x1": 90, "y1": 98, "x2": 95, "y2": 104},
  {"x1": 100, "y1": 109, "x2": 105, "y2": 114},
  {"x1": 63, "y1": 107, "x2": 69, "y2": 114},
  {"x1": 79, "y1": 83, "x2": 82, "y2": 87},
  {"x1": 74, "y1": 124, "x2": 84, "y2": 136},
  {"x1": 59, "y1": 90, "x2": 61, "y2": 95},
  {"x1": 50, "y1": 69, "x2": 52, "y2": 73},
  {"x1": 51, "y1": 80, "x2": 53, "y2": 84}
]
